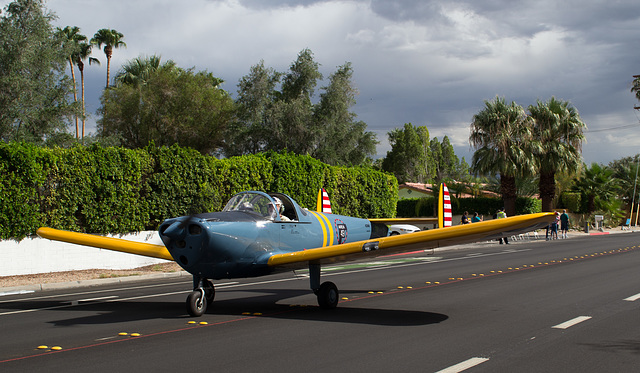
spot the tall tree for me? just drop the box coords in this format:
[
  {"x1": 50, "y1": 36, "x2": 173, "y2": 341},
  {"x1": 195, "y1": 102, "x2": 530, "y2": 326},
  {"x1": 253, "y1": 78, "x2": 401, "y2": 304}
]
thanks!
[
  {"x1": 312, "y1": 62, "x2": 377, "y2": 165},
  {"x1": 57, "y1": 25, "x2": 86, "y2": 138},
  {"x1": 269, "y1": 48, "x2": 322, "y2": 154},
  {"x1": 571, "y1": 163, "x2": 619, "y2": 214},
  {"x1": 631, "y1": 75, "x2": 640, "y2": 102},
  {"x1": 91, "y1": 28, "x2": 126, "y2": 88},
  {"x1": 470, "y1": 97, "x2": 533, "y2": 216},
  {"x1": 227, "y1": 49, "x2": 375, "y2": 165},
  {"x1": 76, "y1": 41, "x2": 100, "y2": 138},
  {"x1": 225, "y1": 60, "x2": 281, "y2": 155},
  {"x1": 382, "y1": 123, "x2": 433, "y2": 183},
  {"x1": 528, "y1": 97, "x2": 586, "y2": 212},
  {"x1": 98, "y1": 58, "x2": 232, "y2": 154},
  {"x1": 0, "y1": 0, "x2": 77, "y2": 142}
]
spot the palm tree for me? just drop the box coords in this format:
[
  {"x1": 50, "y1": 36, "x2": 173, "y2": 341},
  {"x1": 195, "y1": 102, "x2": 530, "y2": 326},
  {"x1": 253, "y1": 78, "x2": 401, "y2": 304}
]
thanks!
[
  {"x1": 571, "y1": 163, "x2": 619, "y2": 214},
  {"x1": 470, "y1": 97, "x2": 533, "y2": 216},
  {"x1": 90, "y1": 29, "x2": 126, "y2": 88},
  {"x1": 115, "y1": 55, "x2": 176, "y2": 87},
  {"x1": 528, "y1": 97, "x2": 586, "y2": 212},
  {"x1": 631, "y1": 75, "x2": 640, "y2": 102},
  {"x1": 76, "y1": 42, "x2": 100, "y2": 138},
  {"x1": 57, "y1": 26, "x2": 86, "y2": 138}
]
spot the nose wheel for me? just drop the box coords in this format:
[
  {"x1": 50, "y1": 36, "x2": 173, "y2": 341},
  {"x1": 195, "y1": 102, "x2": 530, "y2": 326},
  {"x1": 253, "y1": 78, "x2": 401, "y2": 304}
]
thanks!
[{"x1": 186, "y1": 279, "x2": 215, "y2": 317}]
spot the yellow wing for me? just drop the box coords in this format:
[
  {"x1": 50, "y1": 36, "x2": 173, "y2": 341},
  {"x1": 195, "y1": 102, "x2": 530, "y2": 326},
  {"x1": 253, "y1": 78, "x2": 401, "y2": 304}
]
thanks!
[
  {"x1": 36, "y1": 227, "x2": 174, "y2": 261},
  {"x1": 268, "y1": 213, "x2": 554, "y2": 266}
]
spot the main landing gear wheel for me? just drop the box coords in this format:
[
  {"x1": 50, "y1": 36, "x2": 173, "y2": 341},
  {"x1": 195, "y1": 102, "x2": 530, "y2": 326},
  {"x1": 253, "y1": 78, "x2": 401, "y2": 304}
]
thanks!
[
  {"x1": 186, "y1": 289, "x2": 207, "y2": 317},
  {"x1": 316, "y1": 281, "x2": 339, "y2": 309}
]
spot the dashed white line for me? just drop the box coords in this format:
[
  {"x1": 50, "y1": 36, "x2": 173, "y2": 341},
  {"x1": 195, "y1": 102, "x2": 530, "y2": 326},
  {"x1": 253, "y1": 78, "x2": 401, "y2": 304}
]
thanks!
[
  {"x1": 552, "y1": 316, "x2": 592, "y2": 329},
  {"x1": 623, "y1": 293, "x2": 640, "y2": 302},
  {"x1": 435, "y1": 357, "x2": 490, "y2": 373}
]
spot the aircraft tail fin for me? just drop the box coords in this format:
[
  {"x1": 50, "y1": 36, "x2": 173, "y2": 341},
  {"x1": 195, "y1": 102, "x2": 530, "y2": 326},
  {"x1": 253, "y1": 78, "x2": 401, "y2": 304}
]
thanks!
[
  {"x1": 316, "y1": 188, "x2": 332, "y2": 213},
  {"x1": 438, "y1": 183, "x2": 453, "y2": 228}
]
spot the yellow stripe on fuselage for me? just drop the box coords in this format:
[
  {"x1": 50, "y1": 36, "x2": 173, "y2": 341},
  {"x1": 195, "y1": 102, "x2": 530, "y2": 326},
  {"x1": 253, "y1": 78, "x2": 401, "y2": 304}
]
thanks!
[
  {"x1": 309, "y1": 210, "x2": 334, "y2": 247},
  {"x1": 317, "y1": 212, "x2": 334, "y2": 246}
]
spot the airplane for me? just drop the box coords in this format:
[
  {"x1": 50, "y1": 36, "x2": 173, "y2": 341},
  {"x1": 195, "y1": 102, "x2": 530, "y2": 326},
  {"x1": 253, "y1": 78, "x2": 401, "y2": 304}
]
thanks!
[{"x1": 37, "y1": 186, "x2": 555, "y2": 316}]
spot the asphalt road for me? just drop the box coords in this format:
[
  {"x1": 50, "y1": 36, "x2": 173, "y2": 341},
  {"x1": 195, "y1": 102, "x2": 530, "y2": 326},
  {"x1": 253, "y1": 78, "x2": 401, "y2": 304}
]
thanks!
[{"x1": 1, "y1": 233, "x2": 640, "y2": 372}]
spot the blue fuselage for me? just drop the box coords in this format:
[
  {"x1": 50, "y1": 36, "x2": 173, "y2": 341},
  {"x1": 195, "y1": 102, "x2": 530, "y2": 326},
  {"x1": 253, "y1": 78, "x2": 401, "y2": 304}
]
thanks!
[{"x1": 158, "y1": 192, "x2": 388, "y2": 279}]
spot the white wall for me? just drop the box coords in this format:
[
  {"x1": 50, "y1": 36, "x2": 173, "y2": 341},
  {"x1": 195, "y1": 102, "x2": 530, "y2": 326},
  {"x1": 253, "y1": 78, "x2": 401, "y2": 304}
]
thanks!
[{"x1": 0, "y1": 231, "x2": 170, "y2": 277}]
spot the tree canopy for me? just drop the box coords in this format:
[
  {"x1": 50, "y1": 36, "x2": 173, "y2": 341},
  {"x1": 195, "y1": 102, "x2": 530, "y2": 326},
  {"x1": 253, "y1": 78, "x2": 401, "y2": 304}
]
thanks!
[
  {"x1": 0, "y1": 0, "x2": 77, "y2": 143},
  {"x1": 97, "y1": 56, "x2": 234, "y2": 154},
  {"x1": 226, "y1": 49, "x2": 376, "y2": 165}
]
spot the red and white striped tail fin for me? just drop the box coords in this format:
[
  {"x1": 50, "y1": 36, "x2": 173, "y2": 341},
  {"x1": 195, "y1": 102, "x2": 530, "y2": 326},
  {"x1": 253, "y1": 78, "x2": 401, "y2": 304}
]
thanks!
[
  {"x1": 316, "y1": 188, "x2": 332, "y2": 213},
  {"x1": 438, "y1": 183, "x2": 453, "y2": 228}
]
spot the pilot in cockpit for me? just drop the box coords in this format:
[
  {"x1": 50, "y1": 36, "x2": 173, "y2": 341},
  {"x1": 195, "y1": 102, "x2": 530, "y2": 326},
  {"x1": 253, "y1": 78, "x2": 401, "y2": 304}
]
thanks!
[{"x1": 268, "y1": 197, "x2": 290, "y2": 221}]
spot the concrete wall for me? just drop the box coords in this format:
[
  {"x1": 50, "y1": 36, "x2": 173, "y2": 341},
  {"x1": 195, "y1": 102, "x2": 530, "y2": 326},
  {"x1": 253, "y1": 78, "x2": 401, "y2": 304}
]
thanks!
[{"x1": 0, "y1": 231, "x2": 169, "y2": 277}]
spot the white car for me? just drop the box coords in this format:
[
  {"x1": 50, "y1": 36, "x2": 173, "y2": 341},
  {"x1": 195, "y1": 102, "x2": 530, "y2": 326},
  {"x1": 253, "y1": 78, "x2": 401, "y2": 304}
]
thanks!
[{"x1": 389, "y1": 224, "x2": 421, "y2": 236}]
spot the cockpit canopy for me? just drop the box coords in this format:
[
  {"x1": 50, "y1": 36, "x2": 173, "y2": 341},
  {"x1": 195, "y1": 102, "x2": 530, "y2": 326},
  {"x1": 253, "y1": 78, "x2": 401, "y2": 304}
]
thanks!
[
  {"x1": 223, "y1": 192, "x2": 276, "y2": 219},
  {"x1": 223, "y1": 191, "x2": 299, "y2": 221}
]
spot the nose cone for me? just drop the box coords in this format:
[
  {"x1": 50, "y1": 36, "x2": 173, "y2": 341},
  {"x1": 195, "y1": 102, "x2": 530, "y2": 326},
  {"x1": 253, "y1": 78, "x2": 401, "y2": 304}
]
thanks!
[{"x1": 159, "y1": 218, "x2": 207, "y2": 270}]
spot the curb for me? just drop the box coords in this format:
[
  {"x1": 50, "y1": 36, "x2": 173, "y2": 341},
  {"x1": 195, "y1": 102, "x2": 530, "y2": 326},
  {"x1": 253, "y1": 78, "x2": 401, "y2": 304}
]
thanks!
[{"x1": 0, "y1": 271, "x2": 190, "y2": 295}]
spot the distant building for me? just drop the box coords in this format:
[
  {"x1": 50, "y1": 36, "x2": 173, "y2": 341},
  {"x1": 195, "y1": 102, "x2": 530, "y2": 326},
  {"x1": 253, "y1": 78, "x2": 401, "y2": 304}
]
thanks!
[
  {"x1": 398, "y1": 183, "x2": 434, "y2": 199},
  {"x1": 398, "y1": 182, "x2": 499, "y2": 199}
]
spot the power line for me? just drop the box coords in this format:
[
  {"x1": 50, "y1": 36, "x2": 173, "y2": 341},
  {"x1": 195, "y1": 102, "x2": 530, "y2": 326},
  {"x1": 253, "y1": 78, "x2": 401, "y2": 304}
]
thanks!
[{"x1": 585, "y1": 123, "x2": 640, "y2": 133}]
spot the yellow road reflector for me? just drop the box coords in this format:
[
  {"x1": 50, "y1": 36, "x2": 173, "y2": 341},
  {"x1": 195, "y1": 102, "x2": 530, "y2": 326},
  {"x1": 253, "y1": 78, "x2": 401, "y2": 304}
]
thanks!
[
  {"x1": 368, "y1": 291, "x2": 374, "y2": 294},
  {"x1": 130, "y1": 333, "x2": 140, "y2": 337},
  {"x1": 118, "y1": 332, "x2": 128, "y2": 336},
  {"x1": 242, "y1": 312, "x2": 251, "y2": 315},
  {"x1": 188, "y1": 321, "x2": 197, "y2": 324},
  {"x1": 199, "y1": 321, "x2": 208, "y2": 325},
  {"x1": 37, "y1": 345, "x2": 48, "y2": 350},
  {"x1": 341, "y1": 297, "x2": 349, "y2": 300},
  {"x1": 253, "y1": 313, "x2": 262, "y2": 316},
  {"x1": 377, "y1": 291, "x2": 383, "y2": 294},
  {"x1": 51, "y1": 346, "x2": 62, "y2": 350},
  {"x1": 407, "y1": 286, "x2": 412, "y2": 289}
]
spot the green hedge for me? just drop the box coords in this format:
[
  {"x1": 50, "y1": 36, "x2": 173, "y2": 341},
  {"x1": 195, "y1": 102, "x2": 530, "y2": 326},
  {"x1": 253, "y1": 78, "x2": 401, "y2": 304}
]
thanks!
[
  {"x1": 0, "y1": 143, "x2": 397, "y2": 239},
  {"x1": 397, "y1": 196, "x2": 541, "y2": 218}
]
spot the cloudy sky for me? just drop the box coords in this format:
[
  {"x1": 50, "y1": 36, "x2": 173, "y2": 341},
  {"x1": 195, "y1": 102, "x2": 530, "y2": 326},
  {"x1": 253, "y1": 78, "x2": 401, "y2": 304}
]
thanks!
[{"x1": 6, "y1": 0, "x2": 640, "y2": 164}]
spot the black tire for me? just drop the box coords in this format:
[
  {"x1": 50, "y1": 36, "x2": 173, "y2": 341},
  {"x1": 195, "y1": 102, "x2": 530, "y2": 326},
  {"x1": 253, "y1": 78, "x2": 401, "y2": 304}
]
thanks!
[
  {"x1": 317, "y1": 281, "x2": 339, "y2": 309},
  {"x1": 186, "y1": 290, "x2": 207, "y2": 317},
  {"x1": 390, "y1": 232, "x2": 400, "y2": 236}
]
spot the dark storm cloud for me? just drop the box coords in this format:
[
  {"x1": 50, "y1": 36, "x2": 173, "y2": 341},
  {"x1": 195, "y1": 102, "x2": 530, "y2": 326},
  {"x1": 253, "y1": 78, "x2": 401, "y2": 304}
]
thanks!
[{"x1": 6, "y1": 0, "x2": 639, "y2": 164}]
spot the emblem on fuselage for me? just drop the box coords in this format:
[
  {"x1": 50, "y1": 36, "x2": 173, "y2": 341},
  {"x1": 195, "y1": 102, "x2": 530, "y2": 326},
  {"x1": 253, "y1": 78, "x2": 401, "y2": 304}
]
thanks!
[{"x1": 334, "y1": 219, "x2": 348, "y2": 244}]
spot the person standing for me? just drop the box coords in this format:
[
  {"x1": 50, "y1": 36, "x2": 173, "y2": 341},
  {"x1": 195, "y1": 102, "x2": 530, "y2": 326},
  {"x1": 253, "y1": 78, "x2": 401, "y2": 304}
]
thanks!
[
  {"x1": 550, "y1": 212, "x2": 559, "y2": 239},
  {"x1": 461, "y1": 211, "x2": 470, "y2": 224},
  {"x1": 560, "y1": 210, "x2": 569, "y2": 238},
  {"x1": 497, "y1": 208, "x2": 509, "y2": 244}
]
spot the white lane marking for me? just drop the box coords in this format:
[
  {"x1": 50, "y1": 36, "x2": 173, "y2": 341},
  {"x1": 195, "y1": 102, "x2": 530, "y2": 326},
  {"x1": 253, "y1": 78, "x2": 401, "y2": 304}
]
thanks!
[
  {"x1": 552, "y1": 316, "x2": 592, "y2": 329},
  {"x1": 0, "y1": 281, "x2": 236, "y2": 304},
  {"x1": 70, "y1": 295, "x2": 119, "y2": 305},
  {"x1": 435, "y1": 357, "x2": 490, "y2": 373},
  {"x1": 0, "y1": 290, "x2": 35, "y2": 297},
  {"x1": 624, "y1": 293, "x2": 640, "y2": 302}
]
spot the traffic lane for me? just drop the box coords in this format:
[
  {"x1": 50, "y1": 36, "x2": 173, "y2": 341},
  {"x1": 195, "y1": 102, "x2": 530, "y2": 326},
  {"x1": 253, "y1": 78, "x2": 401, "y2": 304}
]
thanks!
[
  {"x1": 2, "y1": 236, "x2": 640, "y2": 371},
  {"x1": 481, "y1": 293, "x2": 640, "y2": 372}
]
